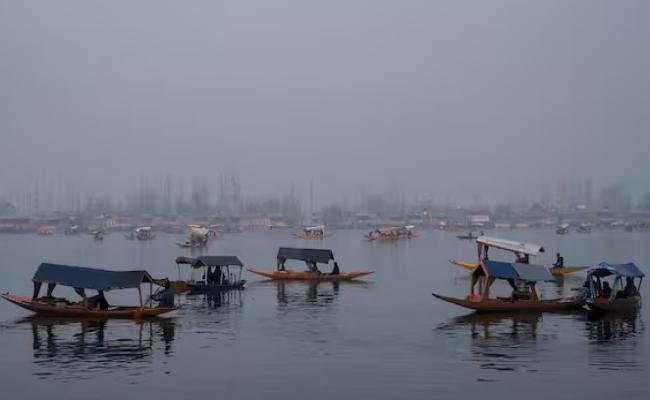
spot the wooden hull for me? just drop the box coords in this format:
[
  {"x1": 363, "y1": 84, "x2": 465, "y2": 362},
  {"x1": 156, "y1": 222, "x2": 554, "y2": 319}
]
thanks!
[
  {"x1": 450, "y1": 260, "x2": 477, "y2": 271},
  {"x1": 170, "y1": 280, "x2": 191, "y2": 293},
  {"x1": 432, "y1": 293, "x2": 585, "y2": 312},
  {"x1": 247, "y1": 268, "x2": 373, "y2": 281},
  {"x1": 367, "y1": 235, "x2": 418, "y2": 242},
  {"x1": 587, "y1": 296, "x2": 642, "y2": 314},
  {"x1": 450, "y1": 260, "x2": 588, "y2": 276},
  {"x1": 456, "y1": 235, "x2": 477, "y2": 240},
  {"x1": 2, "y1": 294, "x2": 175, "y2": 318},
  {"x1": 549, "y1": 266, "x2": 588, "y2": 276}
]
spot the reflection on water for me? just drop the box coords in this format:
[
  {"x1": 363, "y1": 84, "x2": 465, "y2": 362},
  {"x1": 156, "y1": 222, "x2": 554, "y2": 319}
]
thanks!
[
  {"x1": 437, "y1": 312, "x2": 562, "y2": 373},
  {"x1": 584, "y1": 313, "x2": 644, "y2": 371},
  {"x1": 275, "y1": 281, "x2": 340, "y2": 306},
  {"x1": 22, "y1": 317, "x2": 175, "y2": 381},
  {"x1": 183, "y1": 291, "x2": 244, "y2": 310}
]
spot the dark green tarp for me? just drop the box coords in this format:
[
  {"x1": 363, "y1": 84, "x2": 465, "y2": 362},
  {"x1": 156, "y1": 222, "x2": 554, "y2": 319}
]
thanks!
[
  {"x1": 32, "y1": 263, "x2": 154, "y2": 291},
  {"x1": 193, "y1": 256, "x2": 243, "y2": 267},
  {"x1": 277, "y1": 248, "x2": 334, "y2": 264}
]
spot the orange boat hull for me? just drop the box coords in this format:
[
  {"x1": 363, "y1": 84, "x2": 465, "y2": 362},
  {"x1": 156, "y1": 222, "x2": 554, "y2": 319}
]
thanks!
[
  {"x1": 587, "y1": 296, "x2": 641, "y2": 314},
  {"x1": 432, "y1": 293, "x2": 585, "y2": 312},
  {"x1": 247, "y1": 268, "x2": 373, "y2": 281},
  {"x1": 2, "y1": 294, "x2": 175, "y2": 319}
]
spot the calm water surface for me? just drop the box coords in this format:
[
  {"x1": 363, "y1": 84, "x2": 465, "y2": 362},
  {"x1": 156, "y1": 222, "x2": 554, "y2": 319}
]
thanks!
[{"x1": 0, "y1": 229, "x2": 648, "y2": 399}]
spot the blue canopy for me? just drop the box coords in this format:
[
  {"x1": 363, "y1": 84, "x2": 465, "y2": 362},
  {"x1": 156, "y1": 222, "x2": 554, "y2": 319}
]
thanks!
[
  {"x1": 481, "y1": 260, "x2": 520, "y2": 280},
  {"x1": 33, "y1": 263, "x2": 155, "y2": 291},
  {"x1": 587, "y1": 262, "x2": 645, "y2": 278},
  {"x1": 480, "y1": 260, "x2": 553, "y2": 281}
]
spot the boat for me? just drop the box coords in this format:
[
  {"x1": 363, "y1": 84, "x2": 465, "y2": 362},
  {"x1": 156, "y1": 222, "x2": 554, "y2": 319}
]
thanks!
[
  {"x1": 1, "y1": 263, "x2": 175, "y2": 318},
  {"x1": 92, "y1": 229, "x2": 104, "y2": 241},
  {"x1": 247, "y1": 247, "x2": 373, "y2": 281},
  {"x1": 132, "y1": 226, "x2": 155, "y2": 241},
  {"x1": 434, "y1": 238, "x2": 584, "y2": 312},
  {"x1": 576, "y1": 223, "x2": 593, "y2": 233},
  {"x1": 176, "y1": 228, "x2": 208, "y2": 248},
  {"x1": 582, "y1": 262, "x2": 644, "y2": 314},
  {"x1": 366, "y1": 225, "x2": 418, "y2": 242},
  {"x1": 37, "y1": 226, "x2": 54, "y2": 235},
  {"x1": 556, "y1": 223, "x2": 570, "y2": 235},
  {"x1": 293, "y1": 225, "x2": 331, "y2": 240},
  {"x1": 172, "y1": 255, "x2": 246, "y2": 293}
]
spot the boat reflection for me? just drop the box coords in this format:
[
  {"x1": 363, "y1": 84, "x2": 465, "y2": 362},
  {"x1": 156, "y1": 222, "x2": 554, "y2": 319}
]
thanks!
[
  {"x1": 22, "y1": 317, "x2": 175, "y2": 380},
  {"x1": 437, "y1": 312, "x2": 557, "y2": 372},
  {"x1": 584, "y1": 312, "x2": 644, "y2": 371},
  {"x1": 183, "y1": 290, "x2": 244, "y2": 310},
  {"x1": 252, "y1": 280, "x2": 369, "y2": 306}
]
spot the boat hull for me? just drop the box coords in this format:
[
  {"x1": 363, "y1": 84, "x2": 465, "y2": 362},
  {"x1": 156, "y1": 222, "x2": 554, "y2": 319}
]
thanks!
[
  {"x1": 2, "y1": 294, "x2": 175, "y2": 318},
  {"x1": 432, "y1": 293, "x2": 585, "y2": 312},
  {"x1": 247, "y1": 268, "x2": 373, "y2": 281},
  {"x1": 292, "y1": 234, "x2": 332, "y2": 240},
  {"x1": 587, "y1": 296, "x2": 641, "y2": 314}
]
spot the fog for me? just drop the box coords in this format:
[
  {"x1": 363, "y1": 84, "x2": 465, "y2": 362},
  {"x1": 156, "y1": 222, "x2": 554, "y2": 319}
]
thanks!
[{"x1": 1, "y1": 0, "x2": 649, "y2": 205}]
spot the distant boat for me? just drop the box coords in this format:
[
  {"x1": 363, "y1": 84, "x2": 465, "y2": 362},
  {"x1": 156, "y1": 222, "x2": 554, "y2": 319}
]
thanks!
[
  {"x1": 366, "y1": 226, "x2": 418, "y2": 242},
  {"x1": 556, "y1": 223, "x2": 570, "y2": 235}
]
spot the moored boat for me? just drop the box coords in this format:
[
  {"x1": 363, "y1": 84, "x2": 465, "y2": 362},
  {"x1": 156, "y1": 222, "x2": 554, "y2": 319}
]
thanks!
[
  {"x1": 248, "y1": 247, "x2": 373, "y2": 281},
  {"x1": 175, "y1": 255, "x2": 247, "y2": 293},
  {"x1": 583, "y1": 262, "x2": 644, "y2": 314},
  {"x1": 1, "y1": 263, "x2": 175, "y2": 318}
]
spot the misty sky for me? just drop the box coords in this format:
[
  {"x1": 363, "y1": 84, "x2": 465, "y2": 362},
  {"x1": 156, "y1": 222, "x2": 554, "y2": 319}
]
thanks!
[{"x1": 1, "y1": 0, "x2": 649, "y2": 205}]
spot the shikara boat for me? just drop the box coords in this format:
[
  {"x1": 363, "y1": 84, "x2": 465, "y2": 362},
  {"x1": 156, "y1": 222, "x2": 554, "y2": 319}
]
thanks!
[
  {"x1": 293, "y1": 225, "x2": 331, "y2": 240},
  {"x1": 583, "y1": 262, "x2": 644, "y2": 314},
  {"x1": 456, "y1": 231, "x2": 482, "y2": 240},
  {"x1": 556, "y1": 223, "x2": 570, "y2": 235},
  {"x1": 434, "y1": 239, "x2": 584, "y2": 313},
  {"x1": 247, "y1": 247, "x2": 373, "y2": 281},
  {"x1": 1, "y1": 263, "x2": 175, "y2": 318},
  {"x1": 366, "y1": 225, "x2": 418, "y2": 242},
  {"x1": 172, "y1": 255, "x2": 247, "y2": 293}
]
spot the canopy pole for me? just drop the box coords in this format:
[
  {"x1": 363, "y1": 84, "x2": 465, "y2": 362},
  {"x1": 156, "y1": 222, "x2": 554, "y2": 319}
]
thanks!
[{"x1": 138, "y1": 287, "x2": 143, "y2": 309}]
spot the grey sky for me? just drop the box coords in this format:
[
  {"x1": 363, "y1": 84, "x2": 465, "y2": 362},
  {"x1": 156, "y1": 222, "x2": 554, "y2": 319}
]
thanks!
[{"x1": 1, "y1": 0, "x2": 649, "y2": 205}]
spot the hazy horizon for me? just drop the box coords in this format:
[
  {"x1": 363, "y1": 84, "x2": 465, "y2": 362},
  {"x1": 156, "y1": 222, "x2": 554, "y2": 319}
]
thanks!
[{"x1": 2, "y1": 1, "x2": 649, "y2": 206}]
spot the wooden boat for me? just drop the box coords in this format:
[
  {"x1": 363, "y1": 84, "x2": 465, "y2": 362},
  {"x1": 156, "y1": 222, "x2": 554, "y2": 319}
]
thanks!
[
  {"x1": 451, "y1": 259, "x2": 588, "y2": 276},
  {"x1": 293, "y1": 225, "x2": 331, "y2": 240},
  {"x1": 366, "y1": 226, "x2": 418, "y2": 242},
  {"x1": 583, "y1": 262, "x2": 644, "y2": 314},
  {"x1": 2, "y1": 263, "x2": 175, "y2": 319},
  {"x1": 251, "y1": 247, "x2": 373, "y2": 281},
  {"x1": 432, "y1": 293, "x2": 585, "y2": 312},
  {"x1": 171, "y1": 255, "x2": 247, "y2": 293},
  {"x1": 434, "y1": 254, "x2": 583, "y2": 312},
  {"x1": 247, "y1": 268, "x2": 373, "y2": 281},
  {"x1": 1, "y1": 295, "x2": 174, "y2": 318}
]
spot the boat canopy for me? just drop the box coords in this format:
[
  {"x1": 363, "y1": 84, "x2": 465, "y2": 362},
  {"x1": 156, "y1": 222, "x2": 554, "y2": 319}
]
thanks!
[
  {"x1": 277, "y1": 247, "x2": 334, "y2": 264},
  {"x1": 587, "y1": 262, "x2": 645, "y2": 278},
  {"x1": 135, "y1": 226, "x2": 152, "y2": 232},
  {"x1": 477, "y1": 236, "x2": 545, "y2": 256},
  {"x1": 480, "y1": 260, "x2": 553, "y2": 282},
  {"x1": 33, "y1": 263, "x2": 155, "y2": 291},
  {"x1": 193, "y1": 256, "x2": 243, "y2": 267},
  {"x1": 304, "y1": 225, "x2": 325, "y2": 232}
]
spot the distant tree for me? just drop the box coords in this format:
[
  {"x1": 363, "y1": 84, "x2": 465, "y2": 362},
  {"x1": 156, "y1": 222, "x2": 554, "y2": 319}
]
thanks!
[
  {"x1": 322, "y1": 204, "x2": 344, "y2": 227},
  {"x1": 638, "y1": 192, "x2": 650, "y2": 211},
  {"x1": 598, "y1": 183, "x2": 631, "y2": 212}
]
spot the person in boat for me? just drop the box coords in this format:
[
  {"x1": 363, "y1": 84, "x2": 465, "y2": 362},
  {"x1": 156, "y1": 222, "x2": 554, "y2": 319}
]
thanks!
[
  {"x1": 306, "y1": 261, "x2": 321, "y2": 274},
  {"x1": 331, "y1": 262, "x2": 340, "y2": 275},
  {"x1": 601, "y1": 281, "x2": 612, "y2": 298},
  {"x1": 151, "y1": 281, "x2": 175, "y2": 307},
  {"x1": 553, "y1": 253, "x2": 564, "y2": 268},
  {"x1": 87, "y1": 290, "x2": 110, "y2": 310},
  {"x1": 620, "y1": 277, "x2": 637, "y2": 298}
]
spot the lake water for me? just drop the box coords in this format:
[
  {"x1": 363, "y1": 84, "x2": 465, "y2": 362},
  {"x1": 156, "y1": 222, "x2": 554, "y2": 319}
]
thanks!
[{"x1": 0, "y1": 229, "x2": 647, "y2": 399}]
